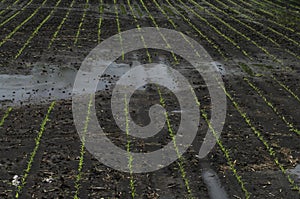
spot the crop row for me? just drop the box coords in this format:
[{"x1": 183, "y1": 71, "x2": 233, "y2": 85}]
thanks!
[
  {"x1": 126, "y1": 0, "x2": 151, "y2": 62},
  {"x1": 0, "y1": 0, "x2": 48, "y2": 48},
  {"x1": 169, "y1": 0, "x2": 300, "y2": 130},
  {"x1": 275, "y1": 0, "x2": 300, "y2": 10},
  {"x1": 199, "y1": 0, "x2": 300, "y2": 61},
  {"x1": 157, "y1": 0, "x2": 300, "y2": 194},
  {"x1": 72, "y1": 3, "x2": 105, "y2": 195},
  {"x1": 157, "y1": 87, "x2": 194, "y2": 199},
  {"x1": 15, "y1": 102, "x2": 56, "y2": 198},
  {"x1": 190, "y1": 87, "x2": 250, "y2": 199},
  {"x1": 181, "y1": 0, "x2": 299, "y2": 64},
  {"x1": 74, "y1": 95, "x2": 94, "y2": 199},
  {"x1": 1, "y1": 0, "x2": 299, "y2": 197},
  {"x1": 0, "y1": 0, "x2": 21, "y2": 15},
  {"x1": 147, "y1": 3, "x2": 250, "y2": 196},
  {"x1": 223, "y1": 88, "x2": 300, "y2": 192},
  {"x1": 74, "y1": 0, "x2": 89, "y2": 45},
  {"x1": 113, "y1": 0, "x2": 125, "y2": 60},
  {"x1": 48, "y1": 0, "x2": 75, "y2": 48},
  {"x1": 229, "y1": 0, "x2": 300, "y2": 39},
  {"x1": 124, "y1": 93, "x2": 136, "y2": 199},
  {"x1": 0, "y1": 107, "x2": 12, "y2": 127},
  {"x1": 127, "y1": 1, "x2": 249, "y2": 197},
  {"x1": 1, "y1": 0, "x2": 298, "y2": 61},
  {"x1": 244, "y1": 77, "x2": 300, "y2": 136},
  {"x1": 139, "y1": 0, "x2": 179, "y2": 63},
  {"x1": 97, "y1": 0, "x2": 103, "y2": 44},
  {"x1": 254, "y1": 0, "x2": 300, "y2": 17},
  {"x1": 119, "y1": 2, "x2": 192, "y2": 197},
  {"x1": 0, "y1": 0, "x2": 34, "y2": 28},
  {"x1": 271, "y1": 75, "x2": 300, "y2": 104},
  {"x1": 15, "y1": 0, "x2": 63, "y2": 58}
]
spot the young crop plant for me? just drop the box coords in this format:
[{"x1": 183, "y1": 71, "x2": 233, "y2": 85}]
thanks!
[
  {"x1": 144, "y1": 9, "x2": 250, "y2": 193},
  {"x1": 0, "y1": 0, "x2": 48, "y2": 48},
  {"x1": 139, "y1": 0, "x2": 179, "y2": 64},
  {"x1": 124, "y1": 4, "x2": 193, "y2": 194},
  {"x1": 256, "y1": 0, "x2": 300, "y2": 17},
  {"x1": 126, "y1": 0, "x2": 151, "y2": 63},
  {"x1": 74, "y1": 94, "x2": 93, "y2": 199},
  {"x1": 152, "y1": 0, "x2": 220, "y2": 62},
  {"x1": 48, "y1": 0, "x2": 75, "y2": 48},
  {"x1": 112, "y1": 6, "x2": 136, "y2": 197},
  {"x1": 155, "y1": 0, "x2": 227, "y2": 60},
  {"x1": 204, "y1": 0, "x2": 300, "y2": 49},
  {"x1": 182, "y1": 0, "x2": 282, "y2": 63},
  {"x1": 119, "y1": 4, "x2": 127, "y2": 15},
  {"x1": 244, "y1": 77, "x2": 300, "y2": 136},
  {"x1": 287, "y1": 0, "x2": 300, "y2": 10},
  {"x1": 15, "y1": 102, "x2": 56, "y2": 198},
  {"x1": 0, "y1": 0, "x2": 21, "y2": 15},
  {"x1": 238, "y1": 62, "x2": 256, "y2": 77},
  {"x1": 113, "y1": 0, "x2": 125, "y2": 60},
  {"x1": 0, "y1": 107, "x2": 12, "y2": 127},
  {"x1": 98, "y1": 0, "x2": 104, "y2": 44},
  {"x1": 168, "y1": 0, "x2": 251, "y2": 60},
  {"x1": 157, "y1": 87, "x2": 194, "y2": 199},
  {"x1": 222, "y1": 86, "x2": 300, "y2": 193},
  {"x1": 271, "y1": 75, "x2": 300, "y2": 104},
  {"x1": 127, "y1": 3, "x2": 200, "y2": 196},
  {"x1": 0, "y1": 0, "x2": 35, "y2": 28},
  {"x1": 190, "y1": 87, "x2": 250, "y2": 199},
  {"x1": 227, "y1": 0, "x2": 300, "y2": 39},
  {"x1": 252, "y1": 0, "x2": 300, "y2": 32},
  {"x1": 74, "y1": 0, "x2": 89, "y2": 45},
  {"x1": 199, "y1": 0, "x2": 300, "y2": 62},
  {"x1": 15, "y1": 0, "x2": 62, "y2": 58},
  {"x1": 124, "y1": 94, "x2": 136, "y2": 199},
  {"x1": 151, "y1": 0, "x2": 176, "y2": 29},
  {"x1": 133, "y1": 3, "x2": 143, "y2": 18},
  {"x1": 154, "y1": 1, "x2": 299, "y2": 195}
]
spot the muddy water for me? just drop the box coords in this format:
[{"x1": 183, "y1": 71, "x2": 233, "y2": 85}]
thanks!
[
  {"x1": 288, "y1": 164, "x2": 300, "y2": 186},
  {"x1": 198, "y1": 159, "x2": 229, "y2": 199},
  {"x1": 0, "y1": 55, "x2": 224, "y2": 108},
  {"x1": 0, "y1": 63, "x2": 129, "y2": 107}
]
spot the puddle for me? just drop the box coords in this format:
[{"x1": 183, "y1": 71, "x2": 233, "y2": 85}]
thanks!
[
  {"x1": 211, "y1": 61, "x2": 226, "y2": 76},
  {"x1": 0, "y1": 65, "x2": 76, "y2": 107},
  {"x1": 202, "y1": 168, "x2": 228, "y2": 199},
  {"x1": 0, "y1": 63, "x2": 130, "y2": 107},
  {"x1": 1, "y1": 58, "x2": 225, "y2": 108},
  {"x1": 287, "y1": 164, "x2": 300, "y2": 186}
]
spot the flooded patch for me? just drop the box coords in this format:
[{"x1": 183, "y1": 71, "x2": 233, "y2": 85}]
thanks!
[
  {"x1": 0, "y1": 65, "x2": 76, "y2": 107},
  {"x1": 0, "y1": 63, "x2": 131, "y2": 107},
  {"x1": 212, "y1": 61, "x2": 226, "y2": 76},
  {"x1": 202, "y1": 168, "x2": 228, "y2": 199},
  {"x1": 287, "y1": 164, "x2": 300, "y2": 186}
]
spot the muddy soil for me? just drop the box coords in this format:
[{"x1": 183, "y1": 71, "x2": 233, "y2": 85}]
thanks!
[{"x1": 0, "y1": 0, "x2": 299, "y2": 198}]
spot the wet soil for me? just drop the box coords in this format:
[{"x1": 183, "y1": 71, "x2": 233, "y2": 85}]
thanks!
[{"x1": 0, "y1": 0, "x2": 299, "y2": 198}]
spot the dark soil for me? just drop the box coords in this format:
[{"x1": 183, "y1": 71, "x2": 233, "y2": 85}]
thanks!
[{"x1": 0, "y1": 0, "x2": 299, "y2": 198}]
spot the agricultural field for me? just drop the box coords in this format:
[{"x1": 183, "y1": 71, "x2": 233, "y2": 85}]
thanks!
[{"x1": 0, "y1": 0, "x2": 300, "y2": 198}]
